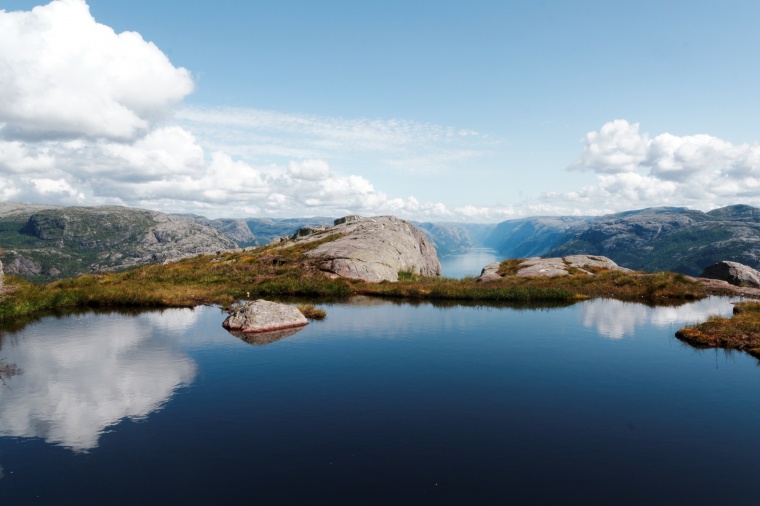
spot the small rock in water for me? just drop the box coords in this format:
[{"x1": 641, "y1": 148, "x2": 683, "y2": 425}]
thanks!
[{"x1": 222, "y1": 299, "x2": 308, "y2": 334}]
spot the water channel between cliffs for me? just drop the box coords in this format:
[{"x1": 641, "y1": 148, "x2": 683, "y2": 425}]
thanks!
[{"x1": 0, "y1": 291, "x2": 757, "y2": 504}]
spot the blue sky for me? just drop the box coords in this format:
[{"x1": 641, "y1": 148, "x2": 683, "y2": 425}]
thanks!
[{"x1": 1, "y1": 0, "x2": 759, "y2": 221}]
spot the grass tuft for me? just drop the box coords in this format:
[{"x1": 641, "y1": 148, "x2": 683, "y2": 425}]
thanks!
[
  {"x1": 676, "y1": 301, "x2": 760, "y2": 357},
  {"x1": 297, "y1": 303, "x2": 327, "y2": 320}
]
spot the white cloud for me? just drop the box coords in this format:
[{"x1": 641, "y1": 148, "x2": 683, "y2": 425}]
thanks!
[
  {"x1": 0, "y1": 0, "x2": 192, "y2": 141},
  {"x1": 570, "y1": 119, "x2": 649, "y2": 173},
  {"x1": 175, "y1": 106, "x2": 491, "y2": 174},
  {"x1": 554, "y1": 120, "x2": 760, "y2": 213},
  {"x1": 3, "y1": 1, "x2": 760, "y2": 222},
  {"x1": 288, "y1": 159, "x2": 331, "y2": 181}
]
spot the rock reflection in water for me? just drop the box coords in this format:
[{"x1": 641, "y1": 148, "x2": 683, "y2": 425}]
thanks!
[
  {"x1": 0, "y1": 311, "x2": 197, "y2": 452},
  {"x1": 579, "y1": 296, "x2": 740, "y2": 339},
  {"x1": 228, "y1": 326, "x2": 305, "y2": 346}
]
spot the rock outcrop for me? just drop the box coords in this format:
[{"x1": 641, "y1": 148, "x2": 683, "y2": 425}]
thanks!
[
  {"x1": 302, "y1": 216, "x2": 441, "y2": 282},
  {"x1": 701, "y1": 261, "x2": 760, "y2": 288},
  {"x1": 222, "y1": 300, "x2": 308, "y2": 334},
  {"x1": 478, "y1": 254, "x2": 630, "y2": 282}
]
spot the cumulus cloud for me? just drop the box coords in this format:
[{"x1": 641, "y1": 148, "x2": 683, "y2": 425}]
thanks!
[
  {"x1": 0, "y1": 0, "x2": 193, "y2": 141},
  {"x1": 570, "y1": 119, "x2": 649, "y2": 173},
  {"x1": 0, "y1": 1, "x2": 495, "y2": 221},
  {"x1": 553, "y1": 120, "x2": 760, "y2": 213},
  {"x1": 4, "y1": 1, "x2": 760, "y2": 222}
]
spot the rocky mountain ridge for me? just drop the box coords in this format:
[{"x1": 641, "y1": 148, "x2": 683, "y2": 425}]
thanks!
[
  {"x1": 546, "y1": 205, "x2": 760, "y2": 275},
  {"x1": 0, "y1": 203, "x2": 237, "y2": 281}
]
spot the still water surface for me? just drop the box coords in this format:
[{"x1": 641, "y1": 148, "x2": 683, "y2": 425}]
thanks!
[
  {"x1": 439, "y1": 247, "x2": 499, "y2": 278},
  {"x1": 0, "y1": 296, "x2": 758, "y2": 504}
]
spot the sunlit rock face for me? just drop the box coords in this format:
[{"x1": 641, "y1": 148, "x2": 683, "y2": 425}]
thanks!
[
  {"x1": 701, "y1": 261, "x2": 760, "y2": 288},
  {"x1": 305, "y1": 216, "x2": 441, "y2": 282},
  {"x1": 0, "y1": 310, "x2": 197, "y2": 452}
]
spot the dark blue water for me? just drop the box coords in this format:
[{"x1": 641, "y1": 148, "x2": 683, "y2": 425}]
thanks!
[{"x1": 1, "y1": 296, "x2": 758, "y2": 505}]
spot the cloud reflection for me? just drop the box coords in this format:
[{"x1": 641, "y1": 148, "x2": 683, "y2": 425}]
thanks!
[
  {"x1": 580, "y1": 297, "x2": 739, "y2": 339},
  {"x1": 0, "y1": 311, "x2": 196, "y2": 452}
]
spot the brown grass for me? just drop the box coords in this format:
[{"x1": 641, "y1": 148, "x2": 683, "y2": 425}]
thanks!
[
  {"x1": 297, "y1": 303, "x2": 327, "y2": 320},
  {"x1": 676, "y1": 302, "x2": 760, "y2": 356},
  {"x1": 0, "y1": 251, "x2": 710, "y2": 322}
]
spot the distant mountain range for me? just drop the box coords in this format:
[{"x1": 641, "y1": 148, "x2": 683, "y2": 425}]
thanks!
[
  {"x1": 417, "y1": 205, "x2": 760, "y2": 275},
  {"x1": 545, "y1": 205, "x2": 760, "y2": 275},
  {"x1": 1, "y1": 202, "x2": 759, "y2": 281}
]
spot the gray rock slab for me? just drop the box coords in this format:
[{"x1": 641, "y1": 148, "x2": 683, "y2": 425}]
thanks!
[
  {"x1": 517, "y1": 257, "x2": 569, "y2": 277},
  {"x1": 564, "y1": 254, "x2": 631, "y2": 272},
  {"x1": 477, "y1": 254, "x2": 631, "y2": 281},
  {"x1": 222, "y1": 299, "x2": 308, "y2": 334},
  {"x1": 478, "y1": 262, "x2": 502, "y2": 282}
]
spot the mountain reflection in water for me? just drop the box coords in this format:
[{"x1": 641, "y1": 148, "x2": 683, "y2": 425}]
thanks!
[{"x1": 0, "y1": 310, "x2": 197, "y2": 451}]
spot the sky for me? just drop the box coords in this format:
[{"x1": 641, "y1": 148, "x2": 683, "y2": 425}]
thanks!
[{"x1": 1, "y1": 0, "x2": 759, "y2": 222}]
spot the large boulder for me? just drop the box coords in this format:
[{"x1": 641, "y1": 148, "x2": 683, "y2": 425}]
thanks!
[
  {"x1": 222, "y1": 300, "x2": 308, "y2": 334},
  {"x1": 304, "y1": 216, "x2": 441, "y2": 282},
  {"x1": 700, "y1": 261, "x2": 760, "y2": 288}
]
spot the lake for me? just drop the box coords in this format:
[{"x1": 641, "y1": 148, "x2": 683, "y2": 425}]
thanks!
[
  {"x1": 0, "y1": 296, "x2": 758, "y2": 504},
  {"x1": 439, "y1": 247, "x2": 499, "y2": 278}
]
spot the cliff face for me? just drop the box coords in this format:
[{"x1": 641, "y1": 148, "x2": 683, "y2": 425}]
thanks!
[
  {"x1": 0, "y1": 203, "x2": 237, "y2": 281},
  {"x1": 482, "y1": 216, "x2": 591, "y2": 258}
]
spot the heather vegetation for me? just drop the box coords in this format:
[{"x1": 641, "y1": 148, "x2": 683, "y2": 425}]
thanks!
[
  {"x1": 676, "y1": 302, "x2": 760, "y2": 357},
  {"x1": 0, "y1": 244, "x2": 711, "y2": 321}
]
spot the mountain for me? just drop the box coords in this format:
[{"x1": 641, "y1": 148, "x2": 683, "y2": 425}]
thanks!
[
  {"x1": 243, "y1": 217, "x2": 335, "y2": 245},
  {"x1": 175, "y1": 215, "x2": 257, "y2": 246},
  {"x1": 546, "y1": 205, "x2": 760, "y2": 275},
  {"x1": 413, "y1": 222, "x2": 495, "y2": 257},
  {"x1": 0, "y1": 203, "x2": 237, "y2": 282},
  {"x1": 482, "y1": 216, "x2": 591, "y2": 258}
]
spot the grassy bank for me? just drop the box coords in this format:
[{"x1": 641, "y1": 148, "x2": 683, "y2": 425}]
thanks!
[
  {"x1": 676, "y1": 302, "x2": 760, "y2": 357},
  {"x1": 0, "y1": 247, "x2": 712, "y2": 322}
]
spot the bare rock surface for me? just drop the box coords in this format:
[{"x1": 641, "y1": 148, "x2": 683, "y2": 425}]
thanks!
[
  {"x1": 478, "y1": 254, "x2": 630, "y2": 281},
  {"x1": 517, "y1": 257, "x2": 569, "y2": 277},
  {"x1": 700, "y1": 261, "x2": 760, "y2": 288},
  {"x1": 478, "y1": 262, "x2": 502, "y2": 282},
  {"x1": 564, "y1": 255, "x2": 631, "y2": 272},
  {"x1": 222, "y1": 300, "x2": 308, "y2": 334},
  {"x1": 299, "y1": 216, "x2": 441, "y2": 282}
]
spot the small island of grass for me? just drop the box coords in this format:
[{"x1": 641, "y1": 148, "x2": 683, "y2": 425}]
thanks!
[{"x1": 676, "y1": 302, "x2": 760, "y2": 357}]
